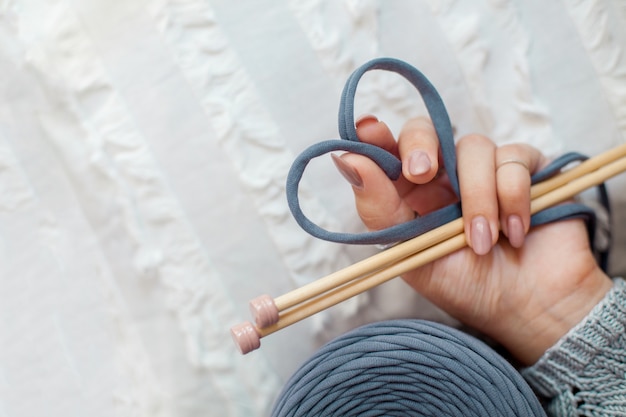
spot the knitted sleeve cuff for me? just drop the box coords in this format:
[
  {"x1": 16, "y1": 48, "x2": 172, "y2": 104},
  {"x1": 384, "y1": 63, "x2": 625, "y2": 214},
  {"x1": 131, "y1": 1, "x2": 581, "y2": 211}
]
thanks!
[{"x1": 521, "y1": 278, "x2": 626, "y2": 414}]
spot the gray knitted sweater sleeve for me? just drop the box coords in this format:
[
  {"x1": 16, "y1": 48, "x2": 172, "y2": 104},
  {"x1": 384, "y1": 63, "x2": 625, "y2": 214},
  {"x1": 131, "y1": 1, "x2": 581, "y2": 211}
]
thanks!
[{"x1": 522, "y1": 278, "x2": 626, "y2": 416}]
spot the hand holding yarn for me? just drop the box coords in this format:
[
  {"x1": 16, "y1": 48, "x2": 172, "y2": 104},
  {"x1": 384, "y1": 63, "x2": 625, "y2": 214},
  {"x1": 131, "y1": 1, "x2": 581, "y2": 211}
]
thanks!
[{"x1": 335, "y1": 115, "x2": 613, "y2": 365}]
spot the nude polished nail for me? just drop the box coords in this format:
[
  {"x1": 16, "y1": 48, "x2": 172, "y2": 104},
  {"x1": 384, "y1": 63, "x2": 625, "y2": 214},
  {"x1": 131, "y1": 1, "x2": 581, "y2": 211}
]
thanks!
[
  {"x1": 507, "y1": 215, "x2": 525, "y2": 248},
  {"x1": 355, "y1": 114, "x2": 379, "y2": 128},
  {"x1": 408, "y1": 151, "x2": 432, "y2": 176},
  {"x1": 331, "y1": 154, "x2": 364, "y2": 189},
  {"x1": 471, "y1": 216, "x2": 492, "y2": 255}
]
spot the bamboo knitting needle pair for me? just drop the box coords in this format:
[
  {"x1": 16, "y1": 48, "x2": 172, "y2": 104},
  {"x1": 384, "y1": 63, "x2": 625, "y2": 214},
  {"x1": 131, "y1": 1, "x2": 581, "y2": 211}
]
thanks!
[{"x1": 231, "y1": 143, "x2": 626, "y2": 354}]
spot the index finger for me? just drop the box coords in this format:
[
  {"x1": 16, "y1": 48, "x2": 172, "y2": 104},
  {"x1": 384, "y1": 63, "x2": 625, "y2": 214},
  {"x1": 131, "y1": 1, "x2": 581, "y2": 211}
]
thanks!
[{"x1": 355, "y1": 115, "x2": 398, "y2": 156}]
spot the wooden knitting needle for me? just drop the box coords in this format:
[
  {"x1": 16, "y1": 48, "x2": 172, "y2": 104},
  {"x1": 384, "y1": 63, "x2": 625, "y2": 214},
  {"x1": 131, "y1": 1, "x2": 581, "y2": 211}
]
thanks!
[
  {"x1": 249, "y1": 143, "x2": 626, "y2": 328},
  {"x1": 231, "y1": 144, "x2": 626, "y2": 354}
]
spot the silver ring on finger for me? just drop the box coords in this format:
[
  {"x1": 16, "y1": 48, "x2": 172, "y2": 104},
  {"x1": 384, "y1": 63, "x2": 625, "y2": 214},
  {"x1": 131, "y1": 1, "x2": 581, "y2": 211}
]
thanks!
[{"x1": 496, "y1": 158, "x2": 529, "y2": 172}]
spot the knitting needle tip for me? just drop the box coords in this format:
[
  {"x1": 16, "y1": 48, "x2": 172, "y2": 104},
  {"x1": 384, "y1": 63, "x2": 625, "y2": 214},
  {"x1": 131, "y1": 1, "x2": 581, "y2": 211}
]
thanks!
[
  {"x1": 249, "y1": 294, "x2": 279, "y2": 328},
  {"x1": 230, "y1": 321, "x2": 261, "y2": 355}
]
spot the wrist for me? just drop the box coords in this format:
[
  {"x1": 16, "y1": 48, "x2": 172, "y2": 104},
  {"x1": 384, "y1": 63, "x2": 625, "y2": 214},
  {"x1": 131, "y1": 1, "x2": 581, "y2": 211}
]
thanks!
[{"x1": 487, "y1": 266, "x2": 613, "y2": 366}]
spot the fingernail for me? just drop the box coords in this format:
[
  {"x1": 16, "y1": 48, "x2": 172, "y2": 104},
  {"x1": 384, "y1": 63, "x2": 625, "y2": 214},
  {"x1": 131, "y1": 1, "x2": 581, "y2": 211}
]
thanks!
[
  {"x1": 507, "y1": 215, "x2": 525, "y2": 248},
  {"x1": 471, "y1": 216, "x2": 492, "y2": 255},
  {"x1": 355, "y1": 114, "x2": 379, "y2": 128},
  {"x1": 409, "y1": 151, "x2": 432, "y2": 176},
  {"x1": 331, "y1": 154, "x2": 364, "y2": 189}
]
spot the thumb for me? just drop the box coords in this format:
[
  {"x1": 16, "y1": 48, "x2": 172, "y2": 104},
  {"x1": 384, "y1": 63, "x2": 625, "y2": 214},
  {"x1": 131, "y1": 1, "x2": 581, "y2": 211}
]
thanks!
[{"x1": 332, "y1": 152, "x2": 414, "y2": 231}]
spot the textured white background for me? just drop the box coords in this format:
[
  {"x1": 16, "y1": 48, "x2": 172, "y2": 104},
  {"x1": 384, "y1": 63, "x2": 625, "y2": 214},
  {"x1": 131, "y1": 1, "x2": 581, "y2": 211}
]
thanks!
[{"x1": 0, "y1": 0, "x2": 625, "y2": 416}]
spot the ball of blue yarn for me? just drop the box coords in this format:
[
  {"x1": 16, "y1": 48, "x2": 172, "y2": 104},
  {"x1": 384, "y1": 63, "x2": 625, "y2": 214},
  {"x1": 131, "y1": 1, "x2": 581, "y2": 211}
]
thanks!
[{"x1": 271, "y1": 320, "x2": 546, "y2": 417}]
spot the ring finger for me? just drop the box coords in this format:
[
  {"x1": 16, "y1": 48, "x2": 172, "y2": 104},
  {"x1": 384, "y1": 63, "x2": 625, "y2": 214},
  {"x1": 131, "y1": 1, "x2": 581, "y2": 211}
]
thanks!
[{"x1": 495, "y1": 144, "x2": 546, "y2": 248}]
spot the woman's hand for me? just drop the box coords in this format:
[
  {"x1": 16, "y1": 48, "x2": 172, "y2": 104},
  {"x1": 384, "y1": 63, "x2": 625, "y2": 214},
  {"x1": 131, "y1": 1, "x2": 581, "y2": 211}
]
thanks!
[{"x1": 333, "y1": 115, "x2": 613, "y2": 365}]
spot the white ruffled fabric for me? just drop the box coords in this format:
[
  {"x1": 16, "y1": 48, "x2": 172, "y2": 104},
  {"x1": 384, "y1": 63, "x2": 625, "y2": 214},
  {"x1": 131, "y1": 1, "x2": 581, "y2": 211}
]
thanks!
[{"x1": 0, "y1": 1, "x2": 624, "y2": 416}]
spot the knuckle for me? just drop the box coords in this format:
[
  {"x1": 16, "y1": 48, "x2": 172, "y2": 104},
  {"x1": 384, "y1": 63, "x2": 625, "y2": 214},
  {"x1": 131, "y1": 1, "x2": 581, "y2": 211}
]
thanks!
[
  {"x1": 498, "y1": 143, "x2": 528, "y2": 156},
  {"x1": 500, "y1": 182, "x2": 527, "y2": 201},
  {"x1": 401, "y1": 116, "x2": 434, "y2": 137},
  {"x1": 497, "y1": 180, "x2": 529, "y2": 208},
  {"x1": 457, "y1": 133, "x2": 495, "y2": 150}
]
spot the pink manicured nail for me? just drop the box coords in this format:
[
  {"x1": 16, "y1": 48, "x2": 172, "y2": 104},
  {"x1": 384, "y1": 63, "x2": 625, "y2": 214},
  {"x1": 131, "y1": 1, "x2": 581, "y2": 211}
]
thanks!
[
  {"x1": 507, "y1": 215, "x2": 525, "y2": 248},
  {"x1": 471, "y1": 216, "x2": 492, "y2": 255},
  {"x1": 409, "y1": 151, "x2": 432, "y2": 176},
  {"x1": 355, "y1": 114, "x2": 379, "y2": 128},
  {"x1": 331, "y1": 154, "x2": 364, "y2": 189}
]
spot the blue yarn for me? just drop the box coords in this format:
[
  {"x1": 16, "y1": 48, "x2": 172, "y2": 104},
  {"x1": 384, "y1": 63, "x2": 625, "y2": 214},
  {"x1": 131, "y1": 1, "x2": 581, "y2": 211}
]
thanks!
[
  {"x1": 274, "y1": 58, "x2": 612, "y2": 415},
  {"x1": 285, "y1": 57, "x2": 611, "y2": 269},
  {"x1": 271, "y1": 320, "x2": 547, "y2": 417},
  {"x1": 286, "y1": 57, "x2": 461, "y2": 246}
]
